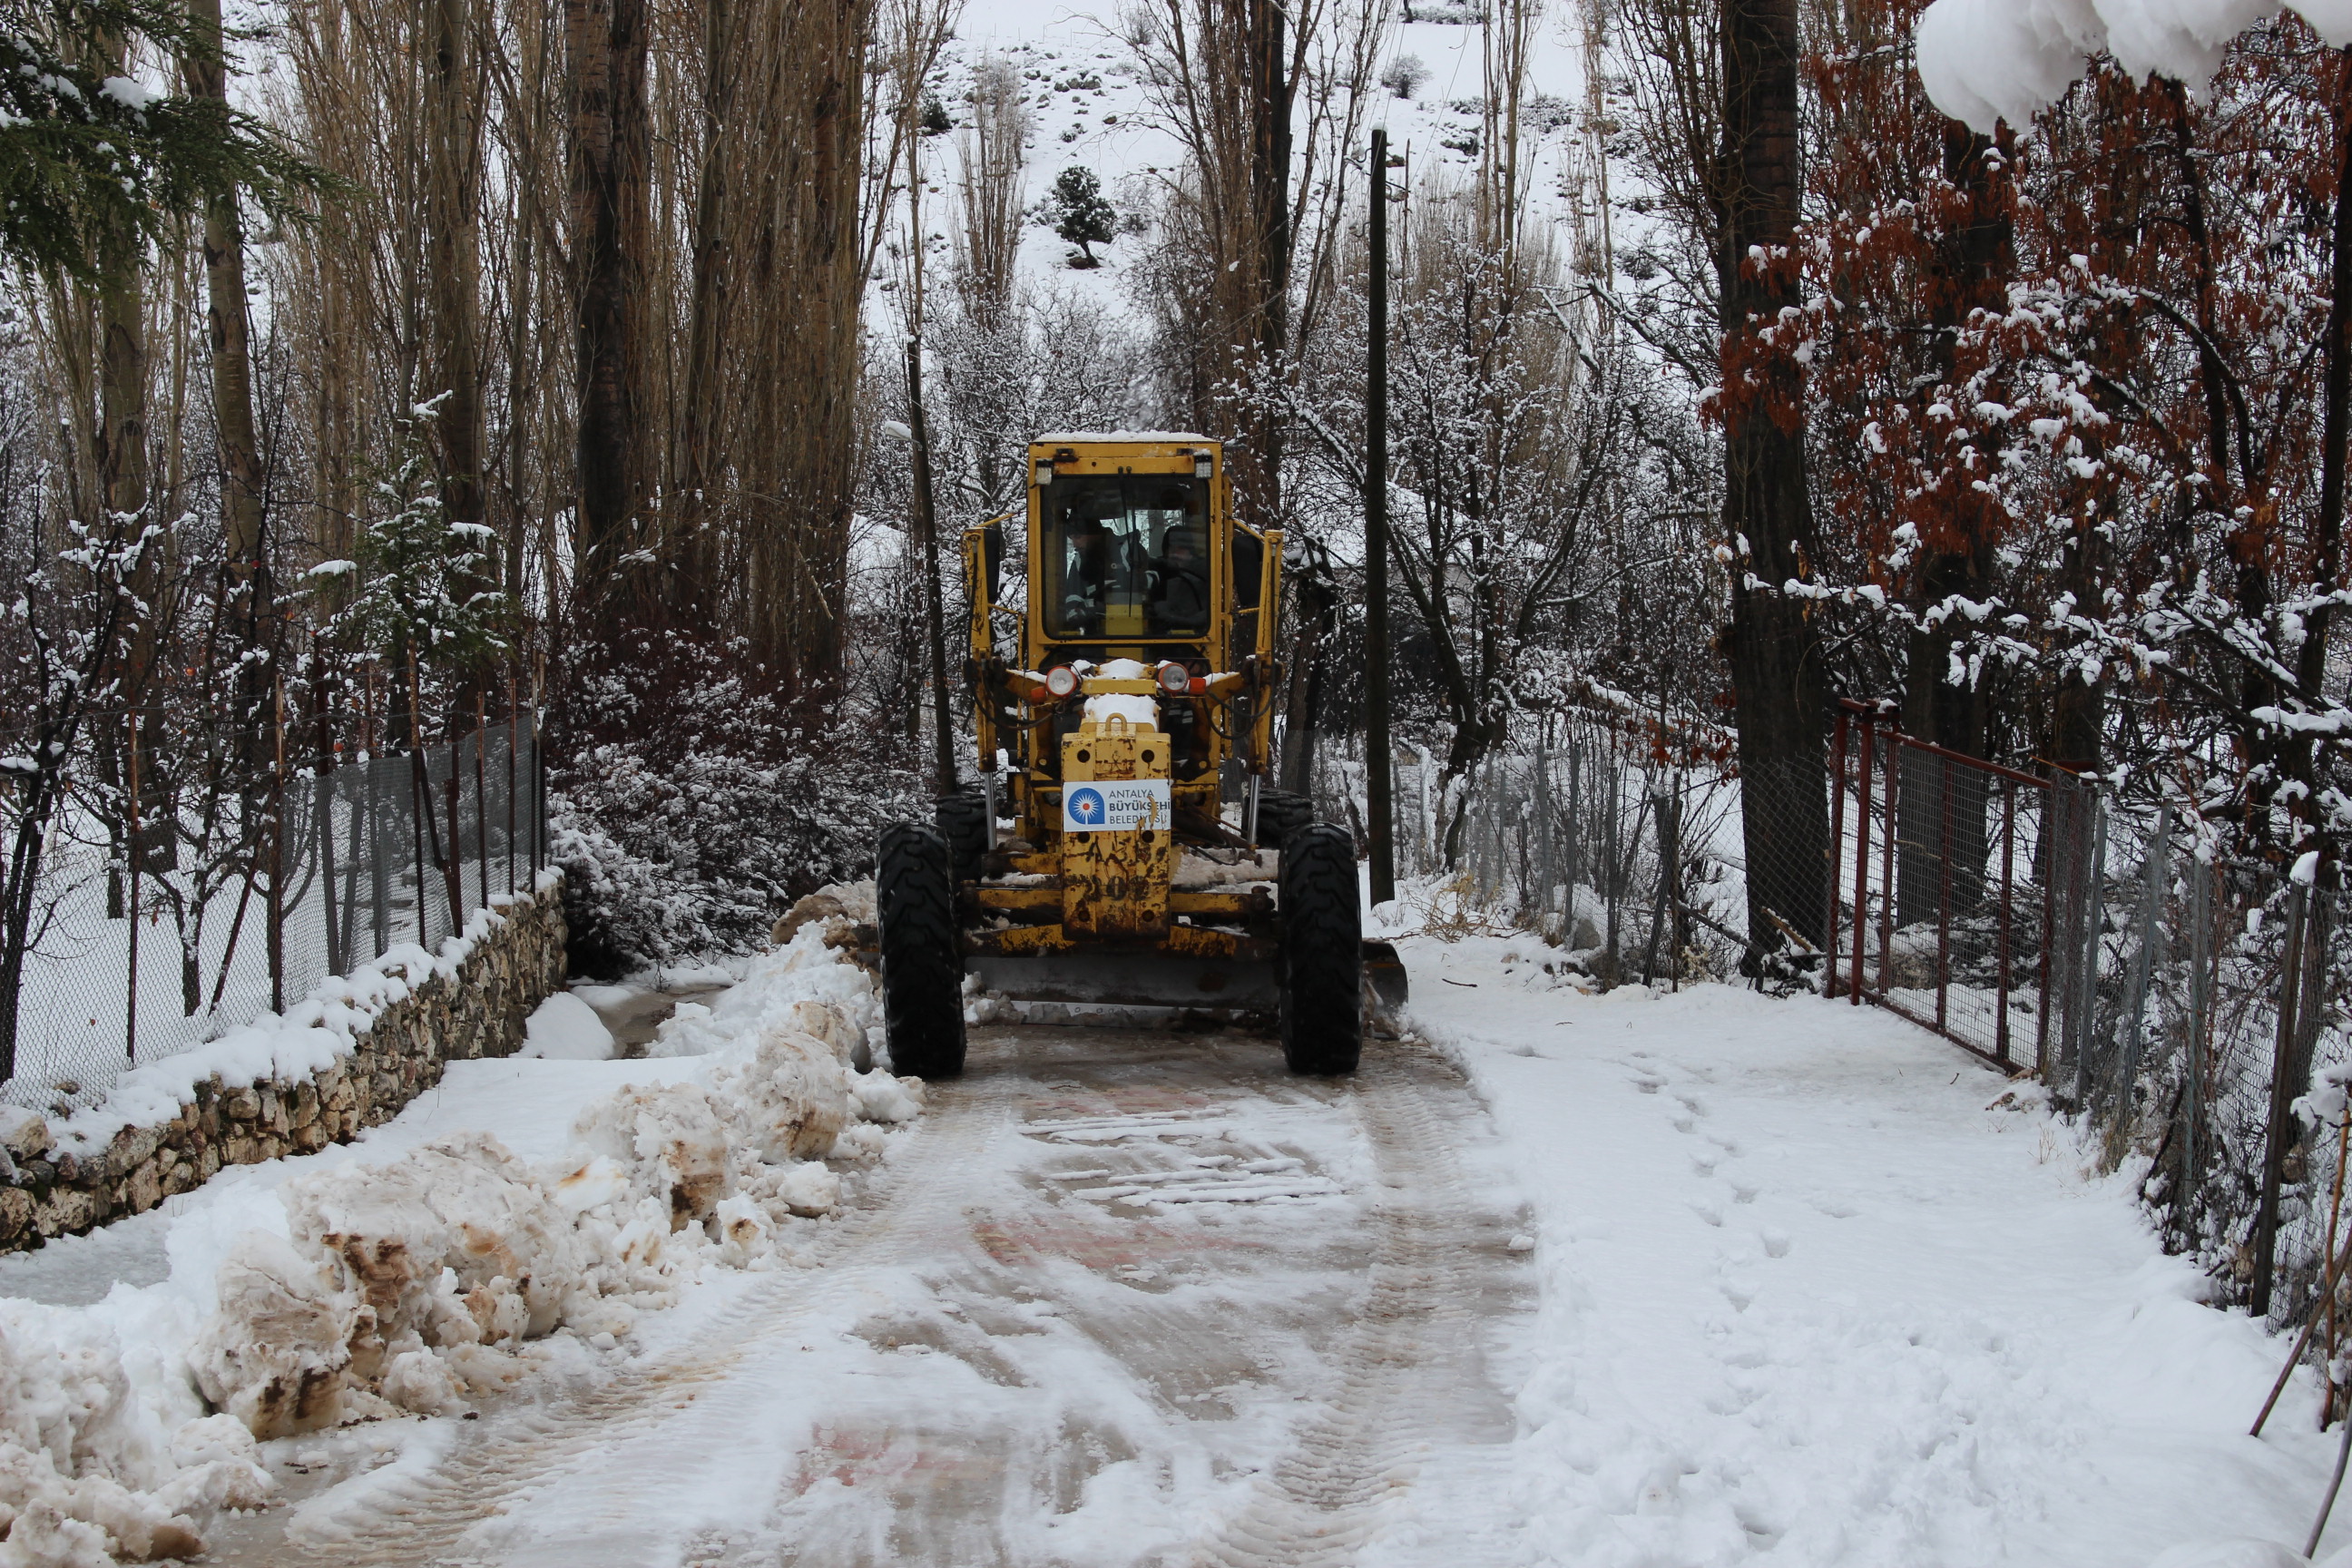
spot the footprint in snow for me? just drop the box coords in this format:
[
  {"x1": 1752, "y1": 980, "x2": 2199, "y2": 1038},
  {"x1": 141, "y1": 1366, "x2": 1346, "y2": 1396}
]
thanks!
[
  {"x1": 1761, "y1": 1228, "x2": 1792, "y2": 1258},
  {"x1": 1730, "y1": 1181, "x2": 1760, "y2": 1204},
  {"x1": 1811, "y1": 1197, "x2": 1859, "y2": 1219}
]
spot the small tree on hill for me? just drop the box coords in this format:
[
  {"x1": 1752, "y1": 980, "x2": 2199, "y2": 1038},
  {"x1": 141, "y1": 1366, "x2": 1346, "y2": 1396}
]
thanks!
[{"x1": 1047, "y1": 165, "x2": 1116, "y2": 268}]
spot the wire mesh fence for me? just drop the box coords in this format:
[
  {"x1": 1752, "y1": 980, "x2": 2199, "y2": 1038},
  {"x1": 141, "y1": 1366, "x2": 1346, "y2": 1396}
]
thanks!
[
  {"x1": 1303, "y1": 711, "x2": 1748, "y2": 985},
  {"x1": 1301, "y1": 702, "x2": 2349, "y2": 1323},
  {"x1": 2, "y1": 713, "x2": 546, "y2": 1118}
]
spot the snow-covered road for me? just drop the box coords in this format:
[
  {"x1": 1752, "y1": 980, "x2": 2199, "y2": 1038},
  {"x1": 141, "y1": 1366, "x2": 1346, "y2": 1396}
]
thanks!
[
  {"x1": 194, "y1": 1025, "x2": 1532, "y2": 1568},
  {"x1": 12, "y1": 935, "x2": 2344, "y2": 1566}
]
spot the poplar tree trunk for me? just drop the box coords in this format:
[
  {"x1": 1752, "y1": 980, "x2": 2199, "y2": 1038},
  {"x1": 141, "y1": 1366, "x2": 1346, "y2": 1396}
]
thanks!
[
  {"x1": 1243, "y1": 0, "x2": 1293, "y2": 522},
  {"x1": 1718, "y1": 0, "x2": 1828, "y2": 951},
  {"x1": 751, "y1": 0, "x2": 867, "y2": 681},
  {"x1": 2294, "y1": 52, "x2": 2352, "y2": 839},
  {"x1": 668, "y1": 0, "x2": 738, "y2": 622},
  {"x1": 426, "y1": 0, "x2": 486, "y2": 627},
  {"x1": 570, "y1": 0, "x2": 652, "y2": 619},
  {"x1": 185, "y1": 0, "x2": 266, "y2": 591},
  {"x1": 185, "y1": 0, "x2": 274, "y2": 774}
]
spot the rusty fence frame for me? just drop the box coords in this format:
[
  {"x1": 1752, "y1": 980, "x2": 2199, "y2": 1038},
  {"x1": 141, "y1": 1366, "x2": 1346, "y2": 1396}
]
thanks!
[{"x1": 1827, "y1": 700, "x2": 2099, "y2": 1074}]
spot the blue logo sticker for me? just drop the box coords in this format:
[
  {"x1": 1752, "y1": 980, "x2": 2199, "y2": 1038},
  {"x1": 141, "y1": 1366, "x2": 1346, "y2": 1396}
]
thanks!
[{"x1": 1068, "y1": 787, "x2": 1106, "y2": 826}]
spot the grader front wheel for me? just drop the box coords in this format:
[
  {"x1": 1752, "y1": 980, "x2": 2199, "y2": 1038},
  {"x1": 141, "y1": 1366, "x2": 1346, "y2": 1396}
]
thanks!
[
  {"x1": 877, "y1": 823, "x2": 967, "y2": 1080},
  {"x1": 1279, "y1": 823, "x2": 1363, "y2": 1075}
]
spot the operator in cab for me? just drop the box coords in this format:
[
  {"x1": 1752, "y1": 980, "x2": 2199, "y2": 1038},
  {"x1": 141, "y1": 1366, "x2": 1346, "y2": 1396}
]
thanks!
[
  {"x1": 1151, "y1": 525, "x2": 1210, "y2": 632},
  {"x1": 1057, "y1": 507, "x2": 1142, "y2": 632}
]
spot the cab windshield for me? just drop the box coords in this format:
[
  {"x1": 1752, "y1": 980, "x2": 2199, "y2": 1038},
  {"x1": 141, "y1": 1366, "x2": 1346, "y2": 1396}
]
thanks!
[{"x1": 1042, "y1": 474, "x2": 1211, "y2": 640}]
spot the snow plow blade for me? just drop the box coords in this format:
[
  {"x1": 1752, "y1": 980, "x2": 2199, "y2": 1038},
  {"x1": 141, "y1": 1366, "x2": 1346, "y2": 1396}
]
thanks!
[
  {"x1": 1363, "y1": 940, "x2": 1409, "y2": 1018},
  {"x1": 967, "y1": 953, "x2": 1279, "y2": 1012}
]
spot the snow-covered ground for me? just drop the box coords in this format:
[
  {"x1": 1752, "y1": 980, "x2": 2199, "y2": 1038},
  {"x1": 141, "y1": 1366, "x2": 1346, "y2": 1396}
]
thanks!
[
  {"x1": 7, "y1": 909, "x2": 2348, "y2": 1564},
  {"x1": 1403, "y1": 931, "x2": 2347, "y2": 1567}
]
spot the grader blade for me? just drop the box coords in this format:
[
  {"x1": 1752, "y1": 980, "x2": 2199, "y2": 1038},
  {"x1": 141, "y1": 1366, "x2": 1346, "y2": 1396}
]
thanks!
[{"x1": 968, "y1": 953, "x2": 1279, "y2": 1011}]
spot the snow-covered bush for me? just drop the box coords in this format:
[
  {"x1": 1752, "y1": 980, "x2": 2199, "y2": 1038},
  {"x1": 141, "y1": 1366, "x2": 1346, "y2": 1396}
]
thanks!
[{"x1": 550, "y1": 630, "x2": 924, "y2": 974}]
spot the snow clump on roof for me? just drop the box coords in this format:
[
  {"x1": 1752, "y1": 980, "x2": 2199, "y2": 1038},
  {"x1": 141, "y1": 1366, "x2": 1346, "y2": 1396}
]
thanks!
[{"x1": 1916, "y1": 0, "x2": 2352, "y2": 132}]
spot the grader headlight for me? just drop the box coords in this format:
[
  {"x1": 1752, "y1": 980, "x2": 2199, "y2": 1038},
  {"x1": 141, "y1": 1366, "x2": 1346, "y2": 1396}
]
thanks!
[
  {"x1": 1155, "y1": 661, "x2": 1192, "y2": 695},
  {"x1": 1045, "y1": 665, "x2": 1082, "y2": 699}
]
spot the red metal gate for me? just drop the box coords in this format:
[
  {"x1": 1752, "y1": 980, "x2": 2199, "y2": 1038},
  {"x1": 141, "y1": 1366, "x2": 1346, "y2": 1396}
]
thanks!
[{"x1": 1827, "y1": 701, "x2": 2098, "y2": 1073}]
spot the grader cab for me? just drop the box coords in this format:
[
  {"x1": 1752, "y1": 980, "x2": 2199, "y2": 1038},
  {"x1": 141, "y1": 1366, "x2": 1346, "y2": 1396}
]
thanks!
[{"x1": 873, "y1": 434, "x2": 1401, "y2": 1078}]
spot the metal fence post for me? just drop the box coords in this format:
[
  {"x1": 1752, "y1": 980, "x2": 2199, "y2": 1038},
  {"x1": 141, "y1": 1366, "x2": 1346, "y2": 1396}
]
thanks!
[
  {"x1": 2071, "y1": 792, "x2": 2108, "y2": 1107},
  {"x1": 2253, "y1": 879, "x2": 2313, "y2": 1318},
  {"x1": 1996, "y1": 783, "x2": 2016, "y2": 1064},
  {"x1": 1828, "y1": 709, "x2": 1848, "y2": 997},
  {"x1": 268, "y1": 679, "x2": 287, "y2": 1014},
  {"x1": 1852, "y1": 716, "x2": 1873, "y2": 1002},
  {"x1": 2182, "y1": 854, "x2": 2211, "y2": 1239},
  {"x1": 475, "y1": 697, "x2": 490, "y2": 913},
  {"x1": 124, "y1": 710, "x2": 142, "y2": 1064},
  {"x1": 1877, "y1": 733, "x2": 1898, "y2": 999},
  {"x1": 1936, "y1": 753, "x2": 1955, "y2": 1029},
  {"x1": 2111, "y1": 801, "x2": 2171, "y2": 1128}
]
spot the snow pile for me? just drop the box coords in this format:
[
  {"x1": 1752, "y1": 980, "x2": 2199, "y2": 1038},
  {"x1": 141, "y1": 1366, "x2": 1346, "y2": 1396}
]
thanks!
[
  {"x1": 650, "y1": 913, "x2": 878, "y2": 1063},
  {"x1": 1916, "y1": 0, "x2": 2352, "y2": 132},
  {"x1": 2, "y1": 1300, "x2": 273, "y2": 1565},
  {"x1": 518, "y1": 993, "x2": 615, "y2": 1060},
  {"x1": 0, "y1": 900, "x2": 919, "y2": 1564}
]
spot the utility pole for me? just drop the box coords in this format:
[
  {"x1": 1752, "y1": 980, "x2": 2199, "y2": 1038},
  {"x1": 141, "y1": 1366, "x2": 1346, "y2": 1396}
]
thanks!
[
  {"x1": 1367, "y1": 129, "x2": 1396, "y2": 906},
  {"x1": 906, "y1": 138, "x2": 957, "y2": 795}
]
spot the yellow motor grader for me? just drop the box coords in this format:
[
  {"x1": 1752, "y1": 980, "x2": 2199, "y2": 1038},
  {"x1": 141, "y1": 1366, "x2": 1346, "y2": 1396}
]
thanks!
[{"x1": 874, "y1": 434, "x2": 1403, "y2": 1078}]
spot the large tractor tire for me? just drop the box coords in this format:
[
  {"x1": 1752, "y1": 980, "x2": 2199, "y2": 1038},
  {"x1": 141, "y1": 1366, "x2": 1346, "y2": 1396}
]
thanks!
[
  {"x1": 877, "y1": 824, "x2": 967, "y2": 1080},
  {"x1": 935, "y1": 786, "x2": 989, "y2": 885},
  {"x1": 1254, "y1": 788, "x2": 1315, "y2": 849},
  {"x1": 1279, "y1": 823, "x2": 1363, "y2": 1075}
]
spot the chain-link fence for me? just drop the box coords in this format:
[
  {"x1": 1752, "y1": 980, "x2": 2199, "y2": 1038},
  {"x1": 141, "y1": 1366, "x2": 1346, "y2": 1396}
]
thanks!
[
  {"x1": 2, "y1": 716, "x2": 545, "y2": 1117},
  {"x1": 2085, "y1": 817, "x2": 2347, "y2": 1327},
  {"x1": 1301, "y1": 711, "x2": 1748, "y2": 985},
  {"x1": 1299, "y1": 704, "x2": 2351, "y2": 1324}
]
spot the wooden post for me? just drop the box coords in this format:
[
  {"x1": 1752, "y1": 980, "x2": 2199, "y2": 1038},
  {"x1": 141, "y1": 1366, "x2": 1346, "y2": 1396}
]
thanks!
[{"x1": 1366, "y1": 127, "x2": 1395, "y2": 906}]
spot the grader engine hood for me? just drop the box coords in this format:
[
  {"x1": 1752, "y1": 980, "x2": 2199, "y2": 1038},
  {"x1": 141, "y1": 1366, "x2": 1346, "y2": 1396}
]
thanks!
[{"x1": 1058, "y1": 662, "x2": 1176, "y2": 941}]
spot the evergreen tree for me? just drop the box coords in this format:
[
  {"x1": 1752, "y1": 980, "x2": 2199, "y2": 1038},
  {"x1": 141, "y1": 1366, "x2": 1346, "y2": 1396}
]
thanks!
[
  {"x1": 1, "y1": 0, "x2": 331, "y2": 277},
  {"x1": 1047, "y1": 165, "x2": 1115, "y2": 268},
  {"x1": 322, "y1": 410, "x2": 510, "y2": 679}
]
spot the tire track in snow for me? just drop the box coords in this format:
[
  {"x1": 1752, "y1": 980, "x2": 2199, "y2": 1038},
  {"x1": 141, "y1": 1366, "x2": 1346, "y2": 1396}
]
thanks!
[
  {"x1": 209, "y1": 1074, "x2": 1018, "y2": 1568},
  {"x1": 1190, "y1": 1045, "x2": 1521, "y2": 1568}
]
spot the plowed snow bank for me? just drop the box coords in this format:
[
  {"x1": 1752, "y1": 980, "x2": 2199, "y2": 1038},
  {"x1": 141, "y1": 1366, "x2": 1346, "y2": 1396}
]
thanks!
[{"x1": 0, "y1": 906, "x2": 910, "y2": 1565}]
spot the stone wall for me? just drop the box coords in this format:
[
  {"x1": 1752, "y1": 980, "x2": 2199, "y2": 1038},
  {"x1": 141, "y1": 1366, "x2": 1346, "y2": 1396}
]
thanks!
[{"x1": 0, "y1": 879, "x2": 567, "y2": 1254}]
